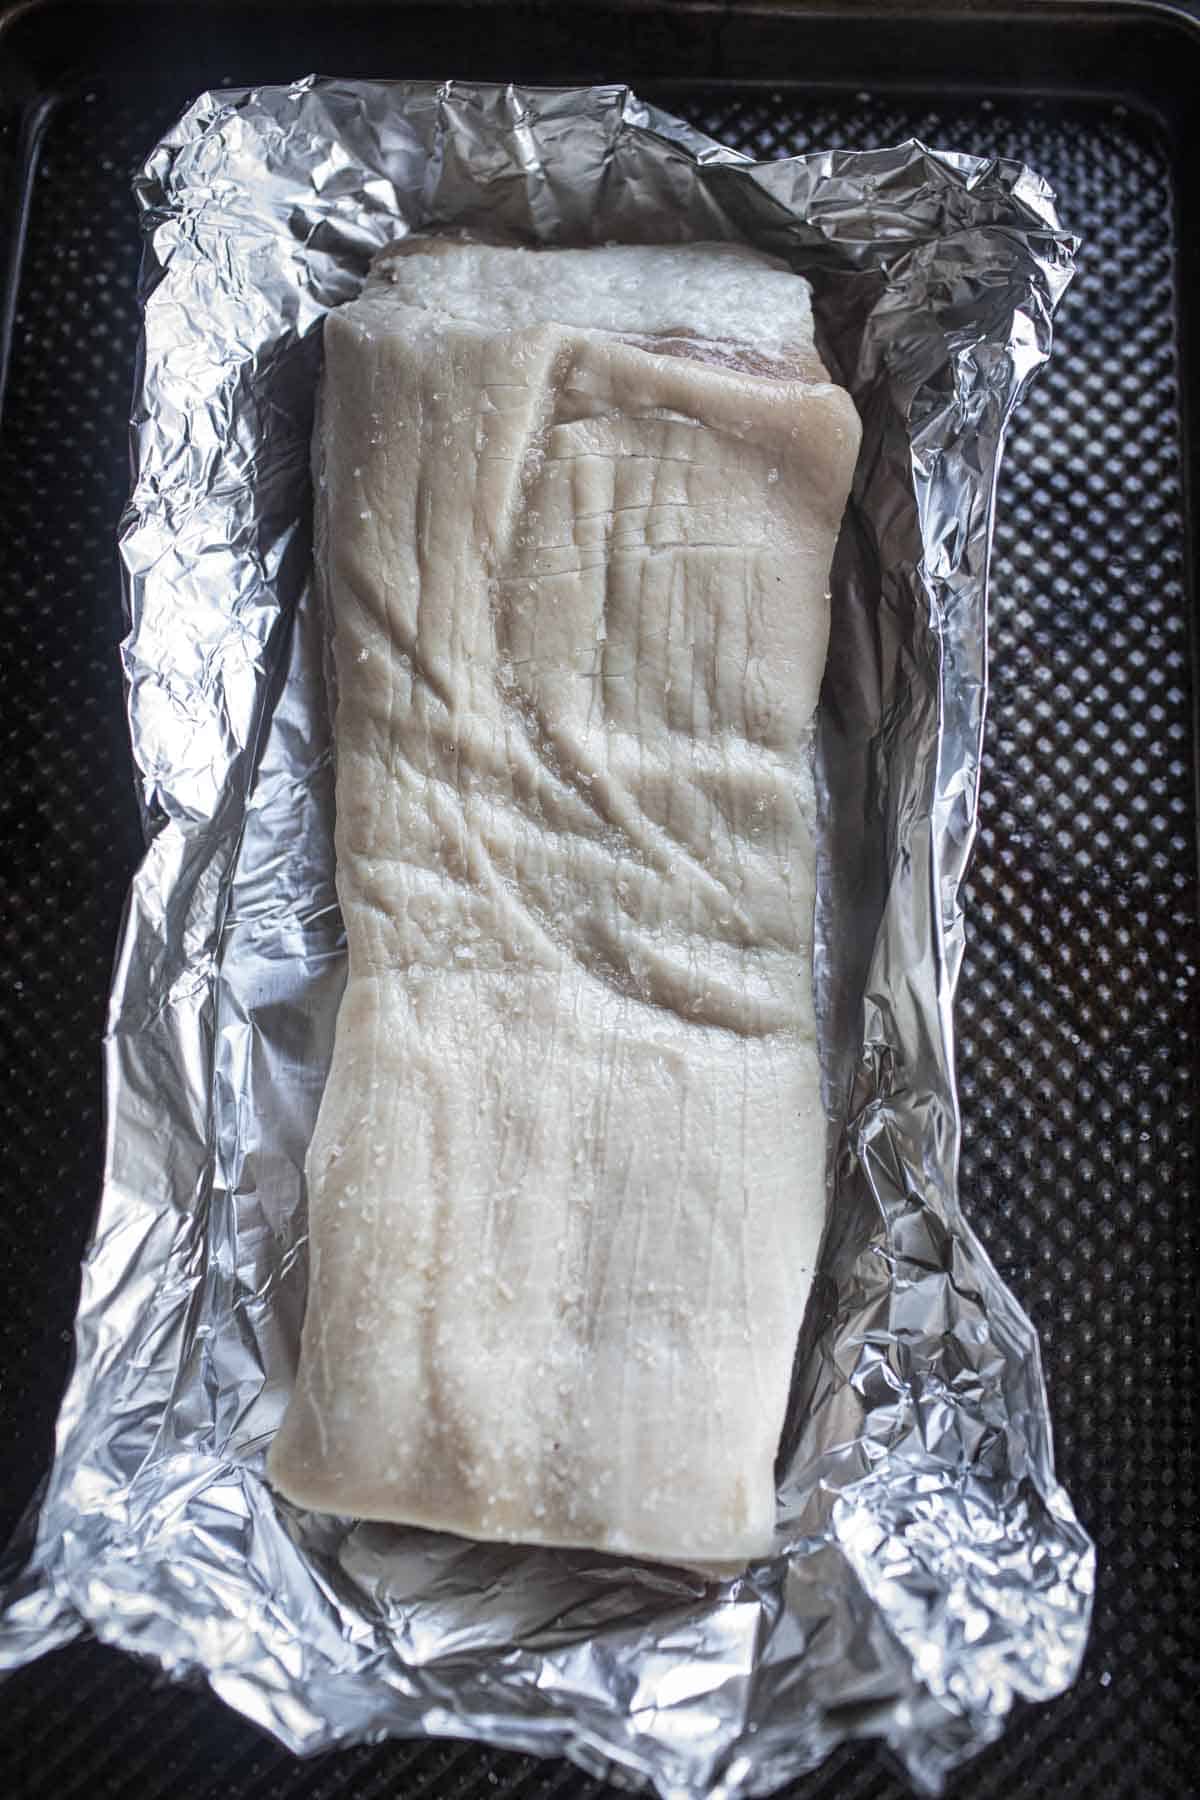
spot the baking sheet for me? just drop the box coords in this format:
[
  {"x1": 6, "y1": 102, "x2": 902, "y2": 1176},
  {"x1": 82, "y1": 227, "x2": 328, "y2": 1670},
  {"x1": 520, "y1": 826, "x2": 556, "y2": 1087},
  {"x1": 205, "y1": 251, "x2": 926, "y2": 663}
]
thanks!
[{"x1": 0, "y1": 77, "x2": 1094, "y2": 1797}]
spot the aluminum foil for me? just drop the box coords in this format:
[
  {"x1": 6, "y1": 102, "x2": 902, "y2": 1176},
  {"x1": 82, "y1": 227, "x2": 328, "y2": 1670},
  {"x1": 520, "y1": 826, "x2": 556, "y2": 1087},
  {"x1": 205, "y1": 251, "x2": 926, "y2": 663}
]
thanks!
[{"x1": 0, "y1": 79, "x2": 1093, "y2": 1795}]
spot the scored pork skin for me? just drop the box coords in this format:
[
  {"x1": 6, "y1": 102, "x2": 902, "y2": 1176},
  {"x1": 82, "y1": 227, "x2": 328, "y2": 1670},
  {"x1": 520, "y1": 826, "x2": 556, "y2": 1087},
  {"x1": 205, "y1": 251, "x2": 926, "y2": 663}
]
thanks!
[{"x1": 267, "y1": 242, "x2": 861, "y2": 1565}]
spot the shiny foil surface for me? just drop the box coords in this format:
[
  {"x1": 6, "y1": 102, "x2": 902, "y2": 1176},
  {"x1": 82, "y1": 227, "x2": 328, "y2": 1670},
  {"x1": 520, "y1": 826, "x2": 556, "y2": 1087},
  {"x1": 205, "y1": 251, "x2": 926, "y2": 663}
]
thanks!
[{"x1": 0, "y1": 80, "x2": 1092, "y2": 1796}]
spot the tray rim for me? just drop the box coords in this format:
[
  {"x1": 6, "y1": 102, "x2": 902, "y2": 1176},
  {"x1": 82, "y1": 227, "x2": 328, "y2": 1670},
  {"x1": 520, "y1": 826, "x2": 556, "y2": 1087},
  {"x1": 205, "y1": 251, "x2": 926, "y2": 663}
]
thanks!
[{"x1": 3, "y1": 0, "x2": 1200, "y2": 82}]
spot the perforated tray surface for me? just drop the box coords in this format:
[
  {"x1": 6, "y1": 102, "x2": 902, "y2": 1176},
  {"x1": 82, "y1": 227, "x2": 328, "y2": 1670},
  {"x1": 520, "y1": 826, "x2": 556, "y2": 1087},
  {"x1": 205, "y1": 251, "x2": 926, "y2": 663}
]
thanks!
[{"x1": 0, "y1": 44, "x2": 1196, "y2": 1800}]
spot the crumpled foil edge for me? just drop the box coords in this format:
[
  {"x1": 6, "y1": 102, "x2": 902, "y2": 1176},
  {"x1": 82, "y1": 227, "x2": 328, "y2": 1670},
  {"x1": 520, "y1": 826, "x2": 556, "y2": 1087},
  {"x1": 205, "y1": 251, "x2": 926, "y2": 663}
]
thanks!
[{"x1": 0, "y1": 78, "x2": 1093, "y2": 1798}]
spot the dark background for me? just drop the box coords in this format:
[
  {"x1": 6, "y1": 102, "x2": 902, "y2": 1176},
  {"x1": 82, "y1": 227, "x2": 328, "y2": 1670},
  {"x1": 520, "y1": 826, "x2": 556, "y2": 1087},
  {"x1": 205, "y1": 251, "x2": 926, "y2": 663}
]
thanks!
[{"x1": 0, "y1": 4, "x2": 1196, "y2": 1798}]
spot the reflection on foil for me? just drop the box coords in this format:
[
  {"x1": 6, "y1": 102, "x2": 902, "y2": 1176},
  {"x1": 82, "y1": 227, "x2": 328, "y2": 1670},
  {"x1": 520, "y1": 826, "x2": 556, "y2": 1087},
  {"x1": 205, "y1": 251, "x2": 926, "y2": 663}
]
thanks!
[{"x1": 0, "y1": 80, "x2": 1091, "y2": 1796}]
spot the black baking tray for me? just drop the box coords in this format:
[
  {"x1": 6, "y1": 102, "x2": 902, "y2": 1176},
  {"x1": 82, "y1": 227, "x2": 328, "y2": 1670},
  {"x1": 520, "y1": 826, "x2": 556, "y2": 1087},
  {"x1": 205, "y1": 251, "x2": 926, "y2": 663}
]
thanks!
[{"x1": 0, "y1": 3, "x2": 1196, "y2": 1798}]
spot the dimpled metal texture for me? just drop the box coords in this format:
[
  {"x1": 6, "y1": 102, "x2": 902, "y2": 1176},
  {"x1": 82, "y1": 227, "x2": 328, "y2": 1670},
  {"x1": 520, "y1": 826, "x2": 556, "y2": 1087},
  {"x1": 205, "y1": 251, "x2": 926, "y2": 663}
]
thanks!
[{"x1": 0, "y1": 79, "x2": 1194, "y2": 1800}]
